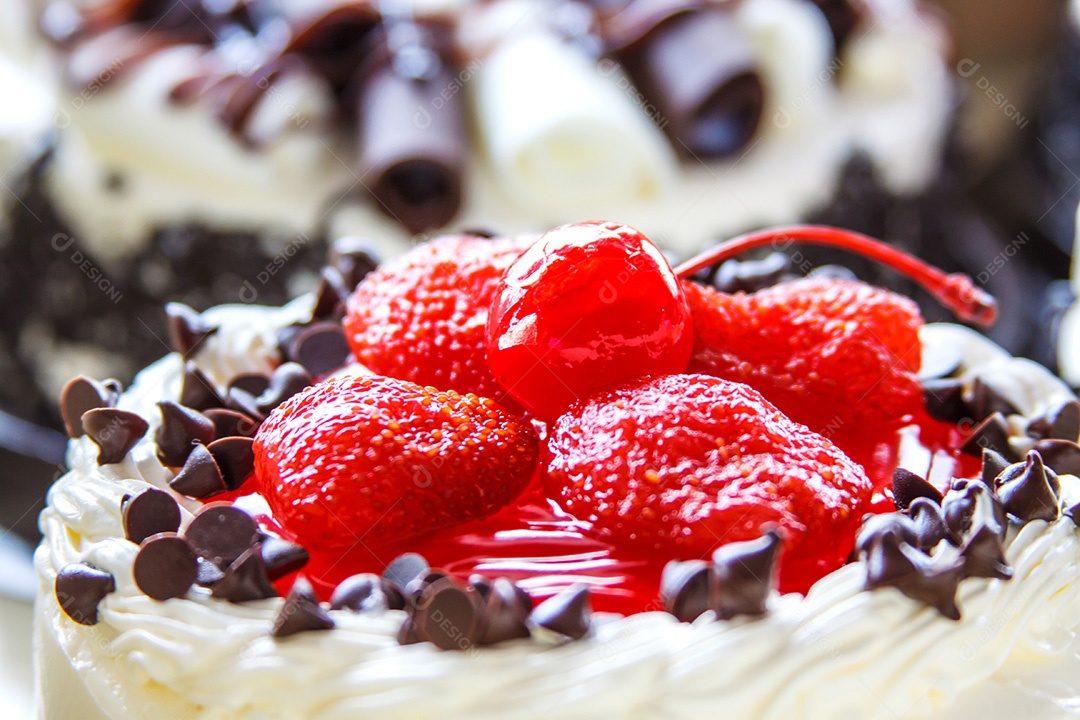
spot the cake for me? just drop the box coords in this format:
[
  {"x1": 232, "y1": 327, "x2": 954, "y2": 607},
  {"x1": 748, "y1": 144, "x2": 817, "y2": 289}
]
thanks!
[{"x1": 35, "y1": 222, "x2": 1080, "y2": 719}]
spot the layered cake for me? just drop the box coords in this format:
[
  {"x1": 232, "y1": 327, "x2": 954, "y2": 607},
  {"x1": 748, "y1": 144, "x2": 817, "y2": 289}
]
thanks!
[{"x1": 36, "y1": 223, "x2": 1080, "y2": 718}]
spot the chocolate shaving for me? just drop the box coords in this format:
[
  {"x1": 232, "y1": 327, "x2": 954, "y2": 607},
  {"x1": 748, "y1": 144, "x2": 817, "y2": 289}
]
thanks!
[
  {"x1": 1027, "y1": 399, "x2": 1080, "y2": 441},
  {"x1": 922, "y1": 378, "x2": 967, "y2": 425},
  {"x1": 180, "y1": 361, "x2": 226, "y2": 411},
  {"x1": 996, "y1": 451, "x2": 1061, "y2": 524},
  {"x1": 155, "y1": 400, "x2": 215, "y2": 467},
  {"x1": 260, "y1": 536, "x2": 310, "y2": 581},
  {"x1": 82, "y1": 408, "x2": 149, "y2": 464},
  {"x1": 185, "y1": 503, "x2": 260, "y2": 567},
  {"x1": 1031, "y1": 439, "x2": 1080, "y2": 476},
  {"x1": 133, "y1": 533, "x2": 199, "y2": 601},
  {"x1": 711, "y1": 529, "x2": 781, "y2": 620},
  {"x1": 207, "y1": 436, "x2": 255, "y2": 490},
  {"x1": 959, "y1": 413, "x2": 1016, "y2": 462},
  {"x1": 477, "y1": 578, "x2": 532, "y2": 646},
  {"x1": 169, "y1": 444, "x2": 229, "y2": 499},
  {"x1": 203, "y1": 408, "x2": 260, "y2": 439},
  {"x1": 330, "y1": 574, "x2": 388, "y2": 613},
  {"x1": 529, "y1": 585, "x2": 591, "y2": 640},
  {"x1": 59, "y1": 375, "x2": 120, "y2": 438},
  {"x1": 907, "y1": 498, "x2": 951, "y2": 550},
  {"x1": 891, "y1": 468, "x2": 943, "y2": 510},
  {"x1": 210, "y1": 546, "x2": 279, "y2": 603},
  {"x1": 959, "y1": 524, "x2": 1013, "y2": 580},
  {"x1": 164, "y1": 302, "x2": 218, "y2": 356},
  {"x1": 55, "y1": 563, "x2": 115, "y2": 626},
  {"x1": 122, "y1": 487, "x2": 181, "y2": 544},
  {"x1": 660, "y1": 559, "x2": 713, "y2": 623},
  {"x1": 272, "y1": 576, "x2": 335, "y2": 638}
]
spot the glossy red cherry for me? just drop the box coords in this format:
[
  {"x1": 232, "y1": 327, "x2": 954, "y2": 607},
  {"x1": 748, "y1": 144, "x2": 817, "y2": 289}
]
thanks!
[{"x1": 486, "y1": 221, "x2": 693, "y2": 419}]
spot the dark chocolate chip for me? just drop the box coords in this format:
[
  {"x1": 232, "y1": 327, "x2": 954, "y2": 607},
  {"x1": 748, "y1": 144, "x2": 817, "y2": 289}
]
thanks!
[
  {"x1": 203, "y1": 408, "x2": 260, "y2": 439},
  {"x1": 228, "y1": 373, "x2": 271, "y2": 398},
  {"x1": 1027, "y1": 400, "x2": 1080, "y2": 441},
  {"x1": 207, "y1": 436, "x2": 255, "y2": 490},
  {"x1": 260, "y1": 536, "x2": 310, "y2": 581},
  {"x1": 413, "y1": 577, "x2": 480, "y2": 650},
  {"x1": 288, "y1": 324, "x2": 351, "y2": 378},
  {"x1": 943, "y1": 479, "x2": 1007, "y2": 541},
  {"x1": 856, "y1": 513, "x2": 919, "y2": 555},
  {"x1": 59, "y1": 376, "x2": 119, "y2": 438},
  {"x1": 55, "y1": 563, "x2": 115, "y2": 626},
  {"x1": 907, "y1": 498, "x2": 950, "y2": 550},
  {"x1": 312, "y1": 268, "x2": 350, "y2": 320},
  {"x1": 169, "y1": 444, "x2": 228, "y2": 499},
  {"x1": 981, "y1": 448, "x2": 1011, "y2": 488},
  {"x1": 255, "y1": 363, "x2": 313, "y2": 414},
  {"x1": 382, "y1": 553, "x2": 430, "y2": 592},
  {"x1": 918, "y1": 343, "x2": 963, "y2": 381},
  {"x1": 330, "y1": 574, "x2": 388, "y2": 612},
  {"x1": 1066, "y1": 501, "x2": 1079, "y2": 524},
  {"x1": 891, "y1": 468, "x2": 943, "y2": 510},
  {"x1": 329, "y1": 235, "x2": 380, "y2": 290},
  {"x1": 382, "y1": 579, "x2": 407, "y2": 611},
  {"x1": 225, "y1": 387, "x2": 266, "y2": 423},
  {"x1": 196, "y1": 556, "x2": 225, "y2": 587},
  {"x1": 165, "y1": 302, "x2": 219, "y2": 356},
  {"x1": 122, "y1": 487, "x2": 181, "y2": 544},
  {"x1": 468, "y1": 575, "x2": 493, "y2": 600},
  {"x1": 660, "y1": 559, "x2": 713, "y2": 623},
  {"x1": 210, "y1": 546, "x2": 279, "y2": 603},
  {"x1": 155, "y1": 401, "x2": 215, "y2": 467},
  {"x1": 1031, "y1": 439, "x2": 1080, "y2": 476},
  {"x1": 185, "y1": 503, "x2": 260, "y2": 567},
  {"x1": 82, "y1": 408, "x2": 149, "y2": 464},
  {"x1": 133, "y1": 533, "x2": 199, "y2": 601},
  {"x1": 997, "y1": 451, "x2": 1061, "y2": 524},
  {"x1": 959, "y1": 413, "x2": 1015, "y2": 461},
  {"x1": 180, "y1": 361, "x2": 225, "y2": 411},
  {"x1": 530, "y1": 584, "x2": 591, "y2": 640},
  {"x1": 272, "y1": 575, "x2": 334, "y2": 638},
  {"x1": 711, "y1": 529, "x2": 781, "y2": 620},
  {"x1": 404, "y1": 571, "x2": 450, "y2": 601},
  {"x1": 959, "y1": 524, "x2": 1013, "y2": 580},
  {"x1": 397, "y1": 616, "x2": 421, "y2": 645},
  {"x1": 477, "y1": 578, "x2": 532, "y2": 646},
  {"x1": 922, "y1": 379, "x2": 967, "y2": 424},
  {"x1": 969, "y1": 377, "x2": 1020, "y2": 422},
  {"x1": 863, "y1": 532, "x2": 963, "y2": 620}
]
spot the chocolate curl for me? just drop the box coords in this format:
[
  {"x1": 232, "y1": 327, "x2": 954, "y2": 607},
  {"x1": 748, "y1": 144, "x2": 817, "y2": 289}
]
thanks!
[
  {"x1": 606, "y1": 2, "x2": 764, "y2": 160},
  {"x1": 356, "y1": 23, "x2": 465, "y2": 234}
]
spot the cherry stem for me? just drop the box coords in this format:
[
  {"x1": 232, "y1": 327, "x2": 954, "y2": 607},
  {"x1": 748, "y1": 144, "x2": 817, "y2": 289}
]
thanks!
[{"x1": 673, "y1": 225, "x2": 998, "y2": 327}]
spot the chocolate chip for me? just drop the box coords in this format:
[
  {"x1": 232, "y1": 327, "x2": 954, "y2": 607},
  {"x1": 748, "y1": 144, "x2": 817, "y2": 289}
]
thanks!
[
  {"x1": 959, "y1": 413, "x2": 1015, "y2": 461},
  {"x1": 330, "y1": 574, "x2": 388, "y2": 612},
  {"x1": 981, "y1": 448, "x2": 1011, "y2": 487},
  {"x1": 59, "y1": 376, "x2": 119, "y2": 438},
  {"x1": 196, "y1": 557, "x2": 225, "y2": 587},
  {"x1": 404, "y1": 570, "x2": 450, "y2": 601},
  {"x1": 922, "y1": 379, "x2": 967, "y2": 424},
  {"x1": 959, "y1": 524, "x2": 1013, "y2": 580},
  {"x1": 311, "y1": 268, "x2": 350, "y2": 320},
  {"x1": 225, "y1": 387, "x2": 265, "y2": 423},
  {"x1": 1027, "y1": 400, "x2": 1080, "y2": 441},
  {"x1": 288, "y1": 323, "x2": 351, "y2": 378},
  {"x1": 155, "y1": 401, "x2": 215, "y2": 467},
  {"x1": 907, "y1": 498, "x2": 950, "y2": 550},
  {"x1": 530, "y1": 585, "x2": 591, "y2": 640},
  {"x1": 382, "y1": 553, "x2": 430, "y2": 591},
  {"x1": 228, "y1": 373, "x2": 271, "y2": 398},
  {"x1": 207, "y1": 436, "x2": 255, "y2": 490},
  {"x1": 82, "y1": 408, "x2": 149, "y2": 464},
  {"x1": 997, "y1": 451, "x2": 1061, "y2": 524},
  {"x1": 329, "y1": 235, "x2": 380, "y2": 290},
  {"x1": 1031, "y1": 439, "x2": 1080, "y2": 476},
  {"x1": 863, "y1": 532, "x2": 963, "y2": 620},
  {"x1": 203, "y1": 408, "x2": 260, "y2": 439},
  {"x1": 55, "y1": 563, "x2": 115, "y2": 626},
  {"x1": 255, "y1": 363, "x2": 313, "y2": 414},
  {"x1": 397, "y1": 616, "x2": 421, "y2": 645},
  {"x1": 164, "y1": 302, "x2": 218, "y2": 356},
  {"x1": 122, "y1": 487, "x2": 181, "y2": 544},
  {"x1": 918, "y1": 343, "x2": 963, "y2": 381},
  {"x1": 969, "y1": 377, "x2": 1020, "y2": 422},
  {"x1": 660, "y1": 559, "x2": 713, "y2": 623},
  {"x1": 856, "y1": 513, "x2": 919, "y2": 554},
  {"x1": 260, "y1": 536, "x2": 310, "y2": 581},
  {"x1": 185, "y1": 503, "x2": 260, "y2": 567},
  {"x1": 943, "y1": 479, "x2": 1007, "y2": 541},
  {"x1": 272, "y1": 576, "x2": 334, "y2": 638},
  {"x1": 413, "y1": 577, "x2": 480, "y2": 650},
  {"x1": 169, "y1": 444, "x2": 228, "y2": 499},
  {"x1": 477, "y1": 578, "x2": 532, "y2": 646},
  {"x1": 180, "y1": 361, "x2": 225, "y2": 411},
  {"x1": 891, "y1": 468, "x2": 943, "y2": 510},
  {"x1": 210, "y1": 546, "x2": 278, "y2": 603},
  {"x1": 133, "y1": 533, "x2": 199, "y2": 601},
  {"x1": 711, "y1": 529, "x2": 781, "y2": 620}
]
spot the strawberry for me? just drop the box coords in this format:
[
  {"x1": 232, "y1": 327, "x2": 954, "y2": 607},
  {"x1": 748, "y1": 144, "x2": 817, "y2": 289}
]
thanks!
[
  {"x1": 254, "y1": 375, "x2": 539, "y2": 550},
  {"x1": 683, "y1": 277, "x2": 923, "y2": 434},
  {"x1": 543, "y1": 373, "x2": 874, "y2": 592},
  {"x1": 344, "y1": 234, "x2": 534, "y2": 411}
]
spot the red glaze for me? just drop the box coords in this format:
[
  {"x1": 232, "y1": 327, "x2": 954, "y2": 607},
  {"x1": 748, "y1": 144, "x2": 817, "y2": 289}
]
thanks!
[{"x1": 486, "y1": 221, "x2": 693, "y2": 420}]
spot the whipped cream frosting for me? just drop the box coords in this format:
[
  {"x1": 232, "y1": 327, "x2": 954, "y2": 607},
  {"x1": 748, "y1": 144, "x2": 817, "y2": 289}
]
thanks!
[
  {"x1": 35, "y1": 301, "x2": 1080, "y2": 720},
  {"x1": 43, "y1": 0, "x2": 951, "y2": 257}
]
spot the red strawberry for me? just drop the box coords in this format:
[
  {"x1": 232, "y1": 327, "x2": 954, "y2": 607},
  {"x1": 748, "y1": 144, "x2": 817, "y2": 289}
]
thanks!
[
  {"x1": 254, "y1": 375, "x2": 539, "y2": 550},
  {"x1": 683, "y1": 277, "x2": 923, "y2": 434},
  {"x1": 544, "y1": 373, "x2": 873, "y2": 592},
  {"x1": 344, "y1": 234, "x2": 534, "y2": 410}
]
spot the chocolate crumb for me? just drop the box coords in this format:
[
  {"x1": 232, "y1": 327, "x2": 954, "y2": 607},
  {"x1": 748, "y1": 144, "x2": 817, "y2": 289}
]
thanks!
[
  {"x1": 1027, "y1": 400, "x2": 1080, "y2": 441},
  {"x1": 330, "y1": 574, "x2": 388, "y2": 612},
  {"x1": 82, "y1": 408, "x2": 149, "y2": 464},
  {"x1": 997, "y1": 451, "x2": 1061, "y2": 524},
  {"x1": 206, "y1": 436, "x2": 255, "y2": 490},
  {"x1": 155, "y1": 400, "x2": 215, "y2": 467},
  {"x1": 169, "y1": 444, "x2": 229, "y2": 499},
  {"x1": 133, "y1": 533, "x2": 199, "y2": 601},
  {"x1": 59, "y1": 375, "x2": 120, "y2": 438},
  {"x1": 261, "y1": 536, "x2": 310, "y2": 581},
  {"x1": 891, "y1": 468, "x2": 943, "y2": 510},
  {"x1": 530, "y1": 585, "x2": 591, "y2": 640},
  {"x1": 165, "y1": 302, "x2": 219, "y2": 357},
  {"x1": 272, "y1": 576, "x2": 334, "y2": 638},
  {"x1": 185, "y1": 503, "x2": 260, "y2": 567},
  {"x1": 210, "y1": 546, "x2": 279, "y2": 603},
  {"x1": 55, "y1": 563, "x2": 115, "y2": 626},
  {"x1": 122, "y1": 487, "x2": 181, "y2": 544}
]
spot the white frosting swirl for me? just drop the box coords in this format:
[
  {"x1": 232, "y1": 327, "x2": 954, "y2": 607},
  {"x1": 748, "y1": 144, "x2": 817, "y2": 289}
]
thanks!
[{"x1": 35, "y1": 306, "x2": 1080, "y2": 719}]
